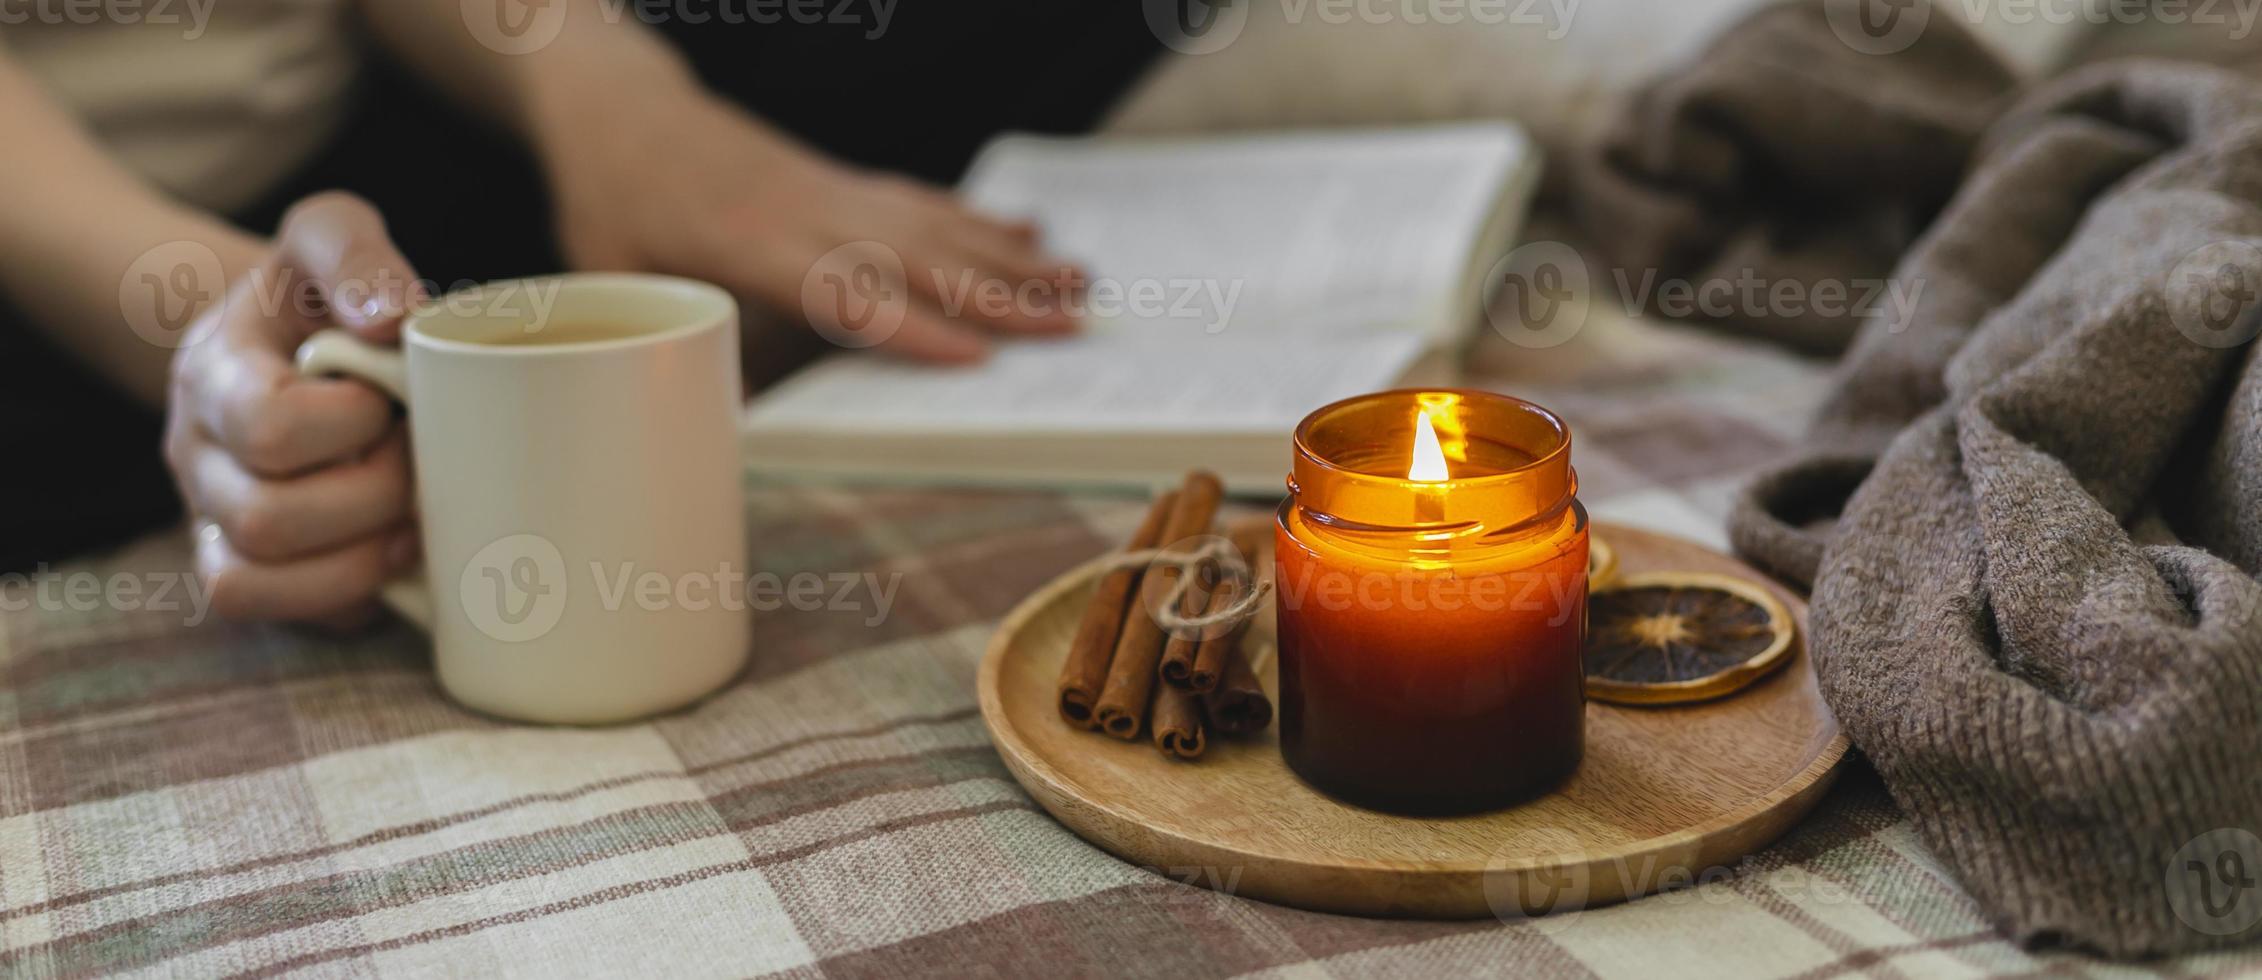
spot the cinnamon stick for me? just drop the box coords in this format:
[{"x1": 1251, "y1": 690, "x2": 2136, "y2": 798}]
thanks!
[
  {"x1": 1094, "y1": 471, "x2": 1224, "y2": 739},
  {"x1": 1202, "y1": 521, "x2": 1274, "y2": 736},
  {"x1": 1157, "y1": 551, "x2": 1220, "y2": 692},
  {"x1": 1202, "y1": 648, "x2": 1273, "y2": 737},
  {"x1": 1151, "y1": 685, "x2": 1207, "y2": 760},
  {"x1": 1185, "y1": 522, "x2": 1270, "y2": 693},
  {"x1": 1056, "y1": 490, "x2": 1179, "y2": 728}
]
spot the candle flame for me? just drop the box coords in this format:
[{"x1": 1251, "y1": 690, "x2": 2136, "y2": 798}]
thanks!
[{"x1": 1409, "y1": 411, "x2": 1450, "y2": 482}]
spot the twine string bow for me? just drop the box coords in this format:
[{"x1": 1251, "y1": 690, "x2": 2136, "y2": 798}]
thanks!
[{"x1": 1095, "y1": 537, "x2": 1273, "y2": 635}]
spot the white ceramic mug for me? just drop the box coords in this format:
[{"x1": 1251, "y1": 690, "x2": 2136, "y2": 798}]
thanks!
[{"x1": 297, "y1": 273, "x2": 750, "y2": 724}]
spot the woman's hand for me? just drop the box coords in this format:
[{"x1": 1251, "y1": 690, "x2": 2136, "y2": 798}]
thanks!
[
  {"x1": 535, "y1": 86, "x2": 1082, "y2": 363},
  {"x1": 163, "y1": 193, "x2": 421, "y2": 624}
]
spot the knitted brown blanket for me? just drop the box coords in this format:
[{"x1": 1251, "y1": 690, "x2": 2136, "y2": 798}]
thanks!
[{"x1": 1576, "y1": 2, "x2": 2262, "y2": 957}]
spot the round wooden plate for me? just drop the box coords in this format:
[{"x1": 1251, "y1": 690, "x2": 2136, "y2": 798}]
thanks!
[{"x1": 977, "y1": 522, "x2": 1848, "y2": 919}]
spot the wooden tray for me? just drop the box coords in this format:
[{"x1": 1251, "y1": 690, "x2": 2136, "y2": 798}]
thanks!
[{"x1": 977, "y1": 522, "x2": 1848, "y2": 919}]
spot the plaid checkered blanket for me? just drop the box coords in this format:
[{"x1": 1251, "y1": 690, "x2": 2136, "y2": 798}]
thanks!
[{"x1": 4, "y1": 304, "x2": 2257, "y2": 978}]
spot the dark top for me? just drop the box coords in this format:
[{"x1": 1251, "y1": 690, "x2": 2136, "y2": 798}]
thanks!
[{"x1": 0, "y1": 2, "x2": 1160, "y2": 571}]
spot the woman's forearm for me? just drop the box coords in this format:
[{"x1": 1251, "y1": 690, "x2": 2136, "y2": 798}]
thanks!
[
  {"x1": 354, "y1": 0, "x2": 703, "y2": 154},
  {"x1": 0, "y1": 45, "x2": 262, "y2": 407}
]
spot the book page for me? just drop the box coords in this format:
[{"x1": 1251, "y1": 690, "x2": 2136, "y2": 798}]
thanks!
[
  {"x1": 960, "y1": 123, "x2": 1531, "y2": 342},
  {"x1": 743, "y1": 124, "x2": 1536, "y2": 460},
  {"x1": 742, "y1": 334, "x2": 1426, "y2": 435}
]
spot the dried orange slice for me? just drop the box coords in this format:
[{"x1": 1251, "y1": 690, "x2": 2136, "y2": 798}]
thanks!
[
  {"x1": 1583, "y1": 572, "x2": 1795, "y2": 705},
  {"x1": 1587, "y1": 534, "x2": 1620, "y2": 592}
]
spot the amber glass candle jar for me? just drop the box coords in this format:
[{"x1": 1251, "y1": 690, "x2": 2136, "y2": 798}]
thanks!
[{"x1": 1274, "y1": 389, "x2": 1588, "y2": 815}]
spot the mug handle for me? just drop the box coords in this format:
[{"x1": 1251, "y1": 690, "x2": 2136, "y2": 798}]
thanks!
[{"x1": 294, "y1": 330, "x2": 435, "y2": 630}]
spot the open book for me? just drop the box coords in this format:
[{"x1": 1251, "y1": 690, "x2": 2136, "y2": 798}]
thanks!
[{"x1": 740, "y1": 123, "x2": 1541, "y2": 494}]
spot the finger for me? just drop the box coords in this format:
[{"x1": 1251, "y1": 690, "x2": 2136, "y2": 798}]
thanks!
[
  {"x1": 957, "y1": 235, "x2": 1086, "y2": 307},
  {"x1": 952, "y1": 209, "x2": 1086, "y2": 286},
  {"x1": 941, "y1": 199, "x2": 1041, "y2": 247},
  {"x1": 926, "y1": 206, "x2": 1085, "y2": 332},
  {"x1": 952, "y1": 214, "x2": 1080, "y2": 285},
  {"x1": 912, "y1": 248, "x2": 1080, "y2": 336},
  {"x1": 926, "y1": 200, "x2": 1080, "y2": 282},
  {"x1": 188, "y1": 325, "x2": 396, "y2": 477},
  {"x1": 274, "y1": 191, "x2": 423, "y2": 342},
  {"x1": 189, "y1": 431, "x2": 412, "y2": 562},
  {"x1": 197, "y1": 521, "x2": 419, "y2": 622},
  {"x1": 878, "y1": 300, "x2": 992, "y2": 364}
]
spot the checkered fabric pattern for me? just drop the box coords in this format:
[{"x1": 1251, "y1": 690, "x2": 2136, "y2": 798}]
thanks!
[{"x1": 4, "y1": 304, "x2": 2258, "y2": 979}]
